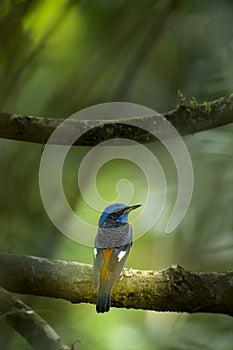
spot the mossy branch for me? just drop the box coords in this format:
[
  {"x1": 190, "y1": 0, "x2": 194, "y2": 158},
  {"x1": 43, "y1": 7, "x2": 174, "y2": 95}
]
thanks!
[
  {"x1": 0, "y1": 253, "x2": 232, "y2": 317},
  {"x1": 0, "y1": 94, "x2": 233, "y2": 145}
]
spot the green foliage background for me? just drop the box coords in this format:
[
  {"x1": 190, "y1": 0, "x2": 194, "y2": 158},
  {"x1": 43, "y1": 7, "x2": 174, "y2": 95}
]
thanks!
[{"x1": 0, "y1": 0, "x2": 233, "y2": 349}]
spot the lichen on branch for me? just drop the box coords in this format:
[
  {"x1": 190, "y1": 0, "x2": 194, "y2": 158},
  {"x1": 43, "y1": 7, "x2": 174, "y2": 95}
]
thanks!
[
  {"x1": 0, "y1": 253, "x2": 232, "y2": 316},
  {"x1": 0, "y1": 94, "x2": 233, "y2": 146}
]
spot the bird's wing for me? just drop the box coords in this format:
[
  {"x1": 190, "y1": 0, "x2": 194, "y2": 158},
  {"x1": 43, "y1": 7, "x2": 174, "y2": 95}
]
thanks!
[
  {"x1": 106, "y1": 242, "x2": 132, "y2": 291},
  {"x1": 93, "y1": 242, "x2": 132, "y2": 291},
  {"x1": 93, "y1": 223, "x2": 133, "y2": 291},
  {"x1": 93, "y1": 247, "x2": 104, "y2": 289}
]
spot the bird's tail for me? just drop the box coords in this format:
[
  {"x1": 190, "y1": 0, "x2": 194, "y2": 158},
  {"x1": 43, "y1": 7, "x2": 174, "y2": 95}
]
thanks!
[{"x1": 96, "y1": 286, "x2": 111, "y2": 313}]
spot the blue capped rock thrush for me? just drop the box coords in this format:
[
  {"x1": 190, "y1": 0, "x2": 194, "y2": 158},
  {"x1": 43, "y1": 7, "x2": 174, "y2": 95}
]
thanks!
[{"x1": 93, "y1": 203, "x2": 141, "y2": 313}]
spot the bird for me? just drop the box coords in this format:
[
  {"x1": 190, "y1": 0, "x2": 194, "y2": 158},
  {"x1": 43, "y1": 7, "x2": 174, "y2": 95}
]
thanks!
[{"x1": 93, "y1": 203, "x2": 141, "y2": 313}]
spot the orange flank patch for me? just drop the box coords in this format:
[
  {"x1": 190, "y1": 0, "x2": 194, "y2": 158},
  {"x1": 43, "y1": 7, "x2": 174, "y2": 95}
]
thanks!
[
  {"x1": 128, "y1": 221, "x2": 134, "y2": 235},
  {"x1": 100, "y1": 248, "x2": 112, "y2": 281}
]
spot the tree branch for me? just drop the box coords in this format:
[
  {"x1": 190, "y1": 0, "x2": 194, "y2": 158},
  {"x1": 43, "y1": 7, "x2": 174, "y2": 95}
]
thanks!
[
  {"x1": 0, "y1": 286, "x2": 71, "y2": 350},
  {"x1": 0, "y1": 94, "x2": 233, "y2": 145},
  {"x1": 0, "y1": 253, "x2": 232, "y2": 317}
]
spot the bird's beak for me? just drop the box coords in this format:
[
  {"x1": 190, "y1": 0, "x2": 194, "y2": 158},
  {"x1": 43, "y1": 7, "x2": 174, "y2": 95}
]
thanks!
[{"x1": 125, "y1": 204, "x2": 141, "y2": 213}]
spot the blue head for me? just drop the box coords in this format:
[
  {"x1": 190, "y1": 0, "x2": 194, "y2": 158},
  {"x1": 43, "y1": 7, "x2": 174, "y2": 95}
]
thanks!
[{"x1": 98, "y1": 203, "x2": 141, "y2": 227}]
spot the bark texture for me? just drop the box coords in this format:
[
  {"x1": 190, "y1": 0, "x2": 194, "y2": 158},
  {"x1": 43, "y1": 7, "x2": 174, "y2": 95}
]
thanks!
[
  {"x1": 0, "y1": 286, "x2": 71, "y2": 350},
  {"x1": 0, "y1": 94, "x2": 233, "y2": 145},
  {"x1": 0, "y1": 253, "x2": 232, "y2": 316}
]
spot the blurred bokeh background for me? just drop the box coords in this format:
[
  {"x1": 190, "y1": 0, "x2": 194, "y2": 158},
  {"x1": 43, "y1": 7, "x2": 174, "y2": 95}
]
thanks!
[{"x1": 0, "y1": 0, "x2": 233, "y2": 349}]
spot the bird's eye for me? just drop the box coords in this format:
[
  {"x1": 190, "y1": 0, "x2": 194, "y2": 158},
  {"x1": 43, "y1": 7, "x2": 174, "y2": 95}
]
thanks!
[
  {"x1": 109, "y1": 213, "x2": 118, "y2": 221},
  {"x1": 108, "y1": 209, "x2": 126, "y2": 222},
  {"x1": 116, "y1": 209, "x2": 124, "y2": 215}
]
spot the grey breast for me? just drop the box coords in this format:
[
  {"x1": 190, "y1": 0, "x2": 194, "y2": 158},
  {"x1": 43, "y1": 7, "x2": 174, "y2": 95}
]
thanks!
[{"x1": 95, "y1": 224, "x2": 132, "y2": 248}]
